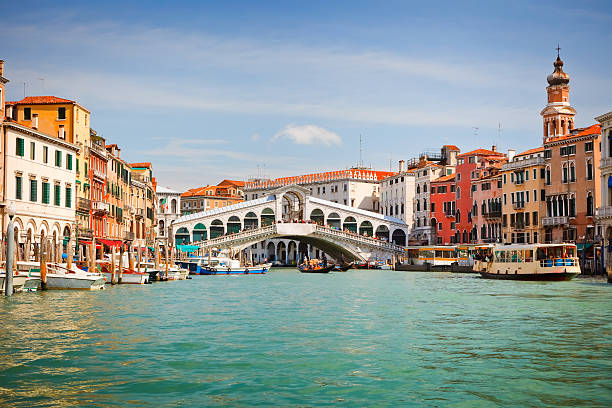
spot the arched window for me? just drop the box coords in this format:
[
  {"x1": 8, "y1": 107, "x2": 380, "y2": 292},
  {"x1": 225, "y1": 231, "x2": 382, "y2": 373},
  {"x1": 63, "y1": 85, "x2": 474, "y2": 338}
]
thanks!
[
  {"x1": 456, "y1": 210, "x2": 461, "y2": 224},
  {"x1": 569, "y1": 162, "x2": 576, "y2": 182},
  {"x1": 416, "y1": 200, "x2": 421, "y2": 211},
  {"x1": 456, "y1": 186, "x2": 461, "y2": 199},
  {"x1": 562, "y1": 164, "x2": 568, "y2": 183},
  {"x1": 587, "y1": 192, "x2": 594, "y2": 216},
  {"x1": 417, "y1": 218, "x2": 421, "y2": 227},
  {"x1": 545, "y1": 166, "x2": 551, "y2": 185},
  {"x1": 416, "y1": 184, "x2": 421, "y2": 194},
  {"x1": 423, "y1": 198, "x2": 427, "y2": 209},
  {"x1": 171, "y1": 199, "x2": 177, "y2": 213},
  {"x1": 586, "y1": 159, "x2": 593, "y2": 180},
  {"x1": 569, "y1": 194, "x2": 576, "y2": 217}
]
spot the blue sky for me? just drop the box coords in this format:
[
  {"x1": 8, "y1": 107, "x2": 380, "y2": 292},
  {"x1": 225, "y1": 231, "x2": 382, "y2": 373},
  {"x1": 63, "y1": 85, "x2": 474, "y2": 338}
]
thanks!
[{"x1": 2, "y1": 1, "x2": 610, "y2": 190}]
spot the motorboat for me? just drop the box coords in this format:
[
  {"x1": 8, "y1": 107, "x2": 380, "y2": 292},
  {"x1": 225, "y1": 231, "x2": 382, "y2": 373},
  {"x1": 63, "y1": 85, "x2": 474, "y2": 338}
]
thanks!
[{"x1": 20, "y1": 262, "x2": 106, "y2": 290}]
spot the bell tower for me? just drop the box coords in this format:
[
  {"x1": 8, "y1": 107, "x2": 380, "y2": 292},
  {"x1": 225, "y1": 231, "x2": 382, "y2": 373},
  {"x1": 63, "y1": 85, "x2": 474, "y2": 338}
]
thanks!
[{"x1": 540, "y1": 47, "x2": 576, "y2": 142}]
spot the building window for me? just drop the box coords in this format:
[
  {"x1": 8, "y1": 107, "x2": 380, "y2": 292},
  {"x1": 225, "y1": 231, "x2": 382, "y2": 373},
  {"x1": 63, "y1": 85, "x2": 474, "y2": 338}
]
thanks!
[
  {"x1": 58, "y1": 107, "x2": 66, "y2": 120},
  {"x1": 67, "y1": 154, "x2": 73, "y2": 170},
  {"x1": 16, "y1": 137, "x2": 25, "y2": 156},
  {"x1": 570, "y1": 163, "x2": 575, "y2": 182},
  {"x1": 586, "y1": 193, "x2": 594, "y2": 216},
  {"x1": 54, "y1": 185, "x2": 61, "y2": 206},
  {"x1": 29, "y1": 142, "x2": 35, "y2": 160},
  {"x1": 55, "y1": 150, "x2": 62, "y2": 167},
  {"x1": 23, "y1": 107, "x2": 31, "y2": 120},
  {"x1": 586, "y1": 160, "x2": 593, "y2": 180},
  {"x1": 585, "y1": 141, "x2": 593, "y2": 152},
  {"x1": 15, "y1": 175, "x2": 22, "y2": 200},
  {"x1": 43, "y1": 146, "x2": 48, "y2": 163},
  {"x1": 30, "y1": 179, "x2": 37, "y2": 202},
  {"x1": 65, "y1": 186, "x2": 72, "y2": 208},
  {"x1": 562, "y1": 165, "x2": 568, "y2": 183},
  {"x1": 42, "y1": 182, "x2": 50, "y2": 204}
]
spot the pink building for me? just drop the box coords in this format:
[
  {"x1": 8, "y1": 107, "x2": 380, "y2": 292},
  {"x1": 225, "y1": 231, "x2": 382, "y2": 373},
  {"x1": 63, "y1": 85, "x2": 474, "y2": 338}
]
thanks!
[{"x1": 471, "y1": 168, "x2": 503, "y2": 243}]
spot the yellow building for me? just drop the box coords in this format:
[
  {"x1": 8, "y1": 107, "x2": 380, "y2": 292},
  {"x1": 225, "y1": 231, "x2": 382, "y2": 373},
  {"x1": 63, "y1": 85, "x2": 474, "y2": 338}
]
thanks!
[
  {"x1": 6, "y1": 96, "x2": 93, "y2": 241},
  {"x1": 130, "y1": 163, "x2": 157, "y2": 249},
  {"x1": 501, "y1": 147, "x2": 547, "y2": 244}
]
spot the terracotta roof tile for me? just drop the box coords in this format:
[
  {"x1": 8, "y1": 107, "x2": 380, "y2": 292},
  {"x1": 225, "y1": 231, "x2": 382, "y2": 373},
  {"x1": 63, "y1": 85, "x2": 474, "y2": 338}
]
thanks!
[
  {"x1": 10, "y1": 96, "x2": 76, "y2": 105},
  {"x1": 457, "y1": 148, "x2": 505, "y2": 158},
  {"x1": 443, "y1": 145, "x2": 460, "y2": 151},
  {"x1": 433, "y1": 173, "x2": 455, "y2": 183},
  {"x1": 546, "y1": 124, "x2": 601, "y2": 143},
  {"x1": 516, "y1": 146, "x2": 544, "y2": 157},
  {"x1": 130, "y1": 162, "x2": 152, "y2": 168}
]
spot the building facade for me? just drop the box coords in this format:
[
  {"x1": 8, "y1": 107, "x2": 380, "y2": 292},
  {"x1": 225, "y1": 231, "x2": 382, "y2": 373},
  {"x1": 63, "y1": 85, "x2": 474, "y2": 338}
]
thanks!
[
  {"x1": 156, "y1": 186, "x2": 182, "y2": 243},
  {"x1": 130, "y1": 163, "x2": 157, "y2": 248},
  {"x1": 430, "y1": 173, "x2": 456, "y2": 244},
  {"x1": 181, "y1": 181, "x2": 244, "y2": 215},
  {"x1": 2, "y1": 121, "x2": 78, "y2": 253},
  {"x1": 380, "y1": 160, "x2": 416, "y2": 227},
  {"x1": 595, "y1": 111, "x2": 612, "y2": 268},
  {"x1": 501, "y1": 148, "x2": 546, "y2": 244},
  {"x1": 472, "y1": 168, "x2": 503, "y2": 243}
]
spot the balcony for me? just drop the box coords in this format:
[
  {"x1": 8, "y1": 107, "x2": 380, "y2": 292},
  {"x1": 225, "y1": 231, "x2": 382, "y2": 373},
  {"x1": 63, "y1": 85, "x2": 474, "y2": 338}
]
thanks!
[
  {"x1": 502, "y1": 156, "x2": 545, "y2": 171},
  {"x1": 90, "y1": 141, "x2": 107, "y2": 158},
  {"x1": 92, "y1": 168, "x2": 105, "y2": 182},
  {"x1": 511, "y1": 222, "x2": 526, "y2": 230},
  {"x1": 123, "y1": 231, "x2": 135, "y2": 241},
  {"x1": 92, "y1": 200, "x2": 110, "y2": 214},
  {"x1": 512, "y1": 201, "x2": 525, "y2": 210},
  {"x1": 77, "y1": 197, "x2": 91, "y2": 213},
  {"x1": 77, "y1": 227, "x2": 93, "y2": 240},
  {"x1": 596, "y1": 206, "x2": 612, "y2": 220},
  {"x1": 126, "y1": 204, "x2": 135, "y2": 214},
  {"x1": 542, "y1": 216, "x2": 569, "y2": 226},
  {"x1": 135, "y1": 208, "x2": 145, "y2": 219},
  {"x1": 600, "y1": 157, "x2": 612, "y2": 169},
  {"x1": 484, "y1": 210, "x2": 502, "y2": 219}
]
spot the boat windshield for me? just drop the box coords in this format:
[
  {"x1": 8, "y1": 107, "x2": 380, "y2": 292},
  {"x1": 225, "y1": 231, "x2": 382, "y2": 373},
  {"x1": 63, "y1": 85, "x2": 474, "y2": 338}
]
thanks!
[{"x1": 535, "y1": 245, "x2": 576, "y2": 260}]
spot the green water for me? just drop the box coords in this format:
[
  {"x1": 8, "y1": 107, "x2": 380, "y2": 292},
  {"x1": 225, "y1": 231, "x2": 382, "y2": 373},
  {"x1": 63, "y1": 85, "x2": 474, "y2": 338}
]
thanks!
[{"x1": 0, "y1": 270, "x2": 610, "y2": 407}]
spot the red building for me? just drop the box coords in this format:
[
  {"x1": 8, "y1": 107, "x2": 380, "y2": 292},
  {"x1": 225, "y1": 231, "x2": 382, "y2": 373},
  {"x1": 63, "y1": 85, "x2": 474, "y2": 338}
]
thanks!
[
  {"x1": 430, "y1": 173, "x2": 457, "y2": 244},
  {"x1": 455, "y1": 148, "x2": 506, "y2": 243},
  {"x1": 89, "y1": 130, "x2": 109, "y2": 238}
]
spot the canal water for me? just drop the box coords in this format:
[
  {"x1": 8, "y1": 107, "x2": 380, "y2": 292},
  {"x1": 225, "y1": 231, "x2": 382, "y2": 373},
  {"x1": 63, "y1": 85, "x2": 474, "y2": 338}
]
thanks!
[{"x1": 0, "y1": 270, "x2": 610, "y2": 407}]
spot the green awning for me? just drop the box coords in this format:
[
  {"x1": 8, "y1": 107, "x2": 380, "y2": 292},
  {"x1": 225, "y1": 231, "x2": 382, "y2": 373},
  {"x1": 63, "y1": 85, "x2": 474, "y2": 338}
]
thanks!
[
  {"x1": 177, "y1": 244, "x2": 199, "y2": 253},
  {"x1": 577, "y1": 243, "x2": 593, "y2": 250}
]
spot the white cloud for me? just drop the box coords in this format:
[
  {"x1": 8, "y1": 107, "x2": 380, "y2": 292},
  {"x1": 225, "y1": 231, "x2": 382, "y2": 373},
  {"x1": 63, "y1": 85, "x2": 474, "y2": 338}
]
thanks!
[
  {"x1": 273, "y1": 124, "x2": 342, "y2": 146},
  {"x1": 250, "y1": 133, "x2": 260, "y2": 142}
]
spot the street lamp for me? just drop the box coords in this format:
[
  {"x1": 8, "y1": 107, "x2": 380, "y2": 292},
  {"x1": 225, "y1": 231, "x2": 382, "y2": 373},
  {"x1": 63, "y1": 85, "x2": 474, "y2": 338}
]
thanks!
[{"x1": 4, "y1": 203, "x2": 16, "y2": 296}]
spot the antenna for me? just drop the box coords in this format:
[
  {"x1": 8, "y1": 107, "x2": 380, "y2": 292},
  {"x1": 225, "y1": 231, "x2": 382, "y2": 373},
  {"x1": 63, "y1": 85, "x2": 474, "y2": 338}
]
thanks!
[
  {"x1": 556, "y1": 44, "x2": 561, "y2": 58},
  {"x1": 37, "y1": 77, "x2": 45, "y2": 93},
  {"x1": 22, "y1": 82, "x2": 26, "y2": 98},
  {"x1": 359, "y1": 134, "x2": 364, "y2": 168},
  {"x1": 473, "y1": 127, "x2": 479, "y2": 138}
]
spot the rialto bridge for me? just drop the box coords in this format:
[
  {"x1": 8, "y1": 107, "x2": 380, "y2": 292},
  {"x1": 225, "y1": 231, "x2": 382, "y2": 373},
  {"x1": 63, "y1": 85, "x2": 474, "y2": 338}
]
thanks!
[{"x1": 169, "y1": 186, "x2": 409, "y2": 262}]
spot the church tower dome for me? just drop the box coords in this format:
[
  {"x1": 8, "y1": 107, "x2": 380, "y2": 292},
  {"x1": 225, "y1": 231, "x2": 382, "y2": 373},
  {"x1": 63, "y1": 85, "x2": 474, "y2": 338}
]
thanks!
[{"x1": 540, "y1": 47, "x2": 576, "y2": 142}]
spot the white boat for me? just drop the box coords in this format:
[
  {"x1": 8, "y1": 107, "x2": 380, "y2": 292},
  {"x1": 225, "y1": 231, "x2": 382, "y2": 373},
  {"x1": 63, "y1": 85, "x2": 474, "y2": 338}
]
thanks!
[
  {"x1": 18, "y1": 262, "x2": 106, "y2": 290},
  {"x1": 96, "y1": 259, "x2": 150, "y2": 284},
  {"x1": 474, "y1": 243, "x2": 580, "y2": 281},
  {"x1": 0, "y1": 272, "x2": 41, "y2": 293}
]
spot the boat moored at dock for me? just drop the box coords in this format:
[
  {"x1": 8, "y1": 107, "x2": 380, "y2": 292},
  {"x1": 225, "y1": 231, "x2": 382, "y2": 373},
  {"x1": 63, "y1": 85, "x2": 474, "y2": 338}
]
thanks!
[{"x1": 474, "y1": 243, "x2": 580, "y2": 281}]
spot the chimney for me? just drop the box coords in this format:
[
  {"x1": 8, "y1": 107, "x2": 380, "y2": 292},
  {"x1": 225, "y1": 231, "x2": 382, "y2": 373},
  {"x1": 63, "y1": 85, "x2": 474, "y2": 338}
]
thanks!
[
  {"x1": 6, "y1": 105, "x2": 13, "y2": 118},
  {"x1": 59, "y1": 125, "x2": 65, "y2": 139},
  {"x1": 507, "y1": 149, "x2": 516, "y2": 162},
  {"x1": 32, "y1": 113, "x2": 39, "y2": 130},
  {"x1": 491, "y1": 145, "x2": 497, "y2": 152},
  {"x1": 0, "y1": 60, "x2": 4, "y2": 77},
  {"x1": 399, "y1": 160, "x2": 405, "y2": 172}
]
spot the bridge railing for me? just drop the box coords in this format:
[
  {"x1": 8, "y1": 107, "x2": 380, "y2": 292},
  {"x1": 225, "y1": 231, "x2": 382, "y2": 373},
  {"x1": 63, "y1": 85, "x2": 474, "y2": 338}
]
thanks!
[
  {"x1": 193, "y1": 225, "x2": 277, "y2": 249},
  {"x1": 314, "y1": 225, "x2": 404, "y2": 253}
]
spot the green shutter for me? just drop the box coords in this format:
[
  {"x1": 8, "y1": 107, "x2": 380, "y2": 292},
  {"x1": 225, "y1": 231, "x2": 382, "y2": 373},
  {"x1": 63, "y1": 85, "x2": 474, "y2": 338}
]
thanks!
[
  {"x1": 54, "y1": 185, "x2": 61, "y2": 206},
  {"x1": 16, "y1": 138, "x2": 24, "y2": 156},
  {"x1": 55, "y1": 150, "x2": 62, "y2": 167},
  {"x1": 65, "y1": 187, "x2": 72, "y2": 208},
  {"x1": 15, "y1": 176, "x2": 22, "y2": 200},
  {"x1": 85, "y1": 163, "x2": 88, "y2": 175},
  {"x1": 30, "y1": 179, "x2": 37, "y2": 202},
  {"x1": 42, "y1": 182, "x2": 50, "y2": 204},
  {"x1": 67, "y1": 154, "x2": 73, "y2": 170},
  {"x1": 76, "y1": 158, "x2": 79, "y2": 173}
]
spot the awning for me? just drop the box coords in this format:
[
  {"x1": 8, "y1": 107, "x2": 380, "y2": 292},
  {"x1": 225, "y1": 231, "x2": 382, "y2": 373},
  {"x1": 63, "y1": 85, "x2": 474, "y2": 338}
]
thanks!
[
  {"x1": 577, "y1": 243, "x2": 593, "y2": 250},
  {"x1": 177, "y1": 244, "x2": 199, "y2": 253},
  {"x1": 98, "y1": 238, "x2": 124, "y2": 248}
]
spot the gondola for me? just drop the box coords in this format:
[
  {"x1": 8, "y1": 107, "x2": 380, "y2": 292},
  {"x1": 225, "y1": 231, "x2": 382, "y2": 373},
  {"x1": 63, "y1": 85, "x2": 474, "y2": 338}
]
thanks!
[
  {"x1": 297, "y1": 264, "x2": 335, "y2": 273},
  {"x1": 334, "y1": 263, "x2": 354, "y2": 272}
]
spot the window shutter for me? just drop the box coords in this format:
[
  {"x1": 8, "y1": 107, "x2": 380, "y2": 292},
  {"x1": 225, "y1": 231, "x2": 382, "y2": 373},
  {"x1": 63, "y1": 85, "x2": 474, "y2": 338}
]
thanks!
[
  {"x1": 30, "y1": 179, "x2": 37, "y2": 202},
  {"x1": 67, "y1": 154, "x2": 73, "y2": 170},
  {"x1": 15, "y1": 176, "x2": 22, "y2": 199},
  {"x1": 65, "y1": 187, "x2": 72, "y2": 208},
  {"x1": 16, "y1": 138, "x2": 24, "y2": 156},
  {"x1": 42, "y1": 182, "x2": 50, "y2": 204},
  {"x1": 54, "y1": 185, "x2": 61, "y2": 206}
]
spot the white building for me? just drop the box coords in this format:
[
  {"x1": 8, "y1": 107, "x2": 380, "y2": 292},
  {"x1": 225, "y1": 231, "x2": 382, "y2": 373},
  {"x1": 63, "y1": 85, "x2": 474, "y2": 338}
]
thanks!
[
  {"x1": 380, "y1": 160, "x2": 416, "y2": 229},
  {"x1": 595, "y1": 111, "x2": 612, "y2": 267},
  {"x1": 244, "y1": 168, "x2": 395, "y2": 213},
  {"x1": 156, "y1": 185, "x2": 182, "y2": 243},
  {"x1": 1, "y1": 121, "x2": 78, "y2": 252}
]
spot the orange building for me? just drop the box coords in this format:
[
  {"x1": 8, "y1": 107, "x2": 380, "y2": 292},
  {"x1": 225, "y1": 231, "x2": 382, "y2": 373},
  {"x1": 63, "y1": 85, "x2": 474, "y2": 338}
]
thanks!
[{"x1": 181, "y1": 181, "x2": 244, "y2": 215}]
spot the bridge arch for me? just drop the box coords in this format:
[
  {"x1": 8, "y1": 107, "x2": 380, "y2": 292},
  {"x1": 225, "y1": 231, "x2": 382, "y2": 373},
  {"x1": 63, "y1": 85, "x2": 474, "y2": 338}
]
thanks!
[
  {"x1": 227, "y1": 216, "x2": 242, "y2": 234},
  {"x1": 266, "y1": 241, "x2": 276, "y2": 261},
  {"x1": 193, "y1": 223, "x2": 207, "y2": 242},
  {"x1": 175, "y1": 227, "x2": 190, "y2": 244},
  {"x1": 310, "y1": 208, "x2": 324, "y2": 225},
  {"x1": 244, "y1": 212, "x2": 258, "y2": 229},
  {"x1": 210, "y1": 219, "x2": 224, "y2": 239},
  {"x1": 343, "y1": 216, "x2": 357, "y2": 233},
  {"x1": 261, "y1": 208, "x2": 275, "y2": 226},
  {"x1": 277, "y1": 241, "x2": 287, "y2": 263},
  {"x1": 392, "y1": 229, "x2": 406, "y2": 246},
  {"x1": 359, "y1": 221, "x2": 373, "y2": 236},
  {"x1": 326, "y1": 212, "x2": 341, "y2": 229},
  {"x1": 280, "y1": 189, "x2": 306, "y2": 221},
  {"x1": 375, "y1": 225, "x2": 389, "y2": 241}
]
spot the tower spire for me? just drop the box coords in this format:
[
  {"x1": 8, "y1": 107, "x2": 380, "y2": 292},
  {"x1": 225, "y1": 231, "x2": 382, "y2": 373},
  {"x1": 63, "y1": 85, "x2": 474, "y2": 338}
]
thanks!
[{"x1": 540, "y1": 48, "x2": 576, "y2": 142}]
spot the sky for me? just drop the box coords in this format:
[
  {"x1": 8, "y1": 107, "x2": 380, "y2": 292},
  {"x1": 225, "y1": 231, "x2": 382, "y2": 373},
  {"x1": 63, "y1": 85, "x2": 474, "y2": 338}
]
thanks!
[{"x1": 2, "y1": 0, "x2": 611, "y2": 190}]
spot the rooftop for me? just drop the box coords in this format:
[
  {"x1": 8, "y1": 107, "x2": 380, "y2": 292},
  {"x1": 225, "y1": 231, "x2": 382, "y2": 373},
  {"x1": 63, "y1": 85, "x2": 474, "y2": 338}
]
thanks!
[
  {"x1": 546, "y1": 124, "x2": 601, "y2": 143},
  {"x1": 457, "y1": 148, "x2": 505, "y2": 158},
  {"x1": 433, "y1": 173, "x2": 455, "y2": 183},
  {"x1": 516, "y1": 146, "x2": 544, "y2": 157},
  {"x1": 7, "y1": 95, "x2": 76, "y2": 105},
  {"x1": 130, "y1": 162, "x2": 152, "y2": 169}
]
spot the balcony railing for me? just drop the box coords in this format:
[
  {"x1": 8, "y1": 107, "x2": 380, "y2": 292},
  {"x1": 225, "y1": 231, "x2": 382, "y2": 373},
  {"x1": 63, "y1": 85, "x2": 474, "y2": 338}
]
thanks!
[
  {"x1": 502, "y1": 156, "x2": 545, "y2": 171},
  {"x1": 484, "y1": 210, "x2": 502, "y2": 219},
  {"x1": 542, "y1": 216, "x2": 569, "y2": 226},
  {"x1": 77, "y1": 227, "x2": 93, "y2": 240},
  {"x1": 600, "y1": 157, "x2": 612, "y2": 169},
  {"x1": 135, "y1": 208, "x2": 145, "y2": 218},
  {"x1": 513, "y1": 201, "x2": 525, "y2": 210},
  {"x1": 77, "y1": 197, "x2": 91, "y2": 212},
  {"x1": 92, "y1": 200, "x2": 110, "y2": 214},
  {"x1": 90, "y1": 142, "x2": 107, "y2": 157},
  {"x1": 92, "y1": 168, "x2": 105, "y2": 181},
  {"x1": 123, "y1": 231, "x2": 135, "y2": 241},
  {"x1": 596, "y1": 206, "x2": 612, "y2": 219}
]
